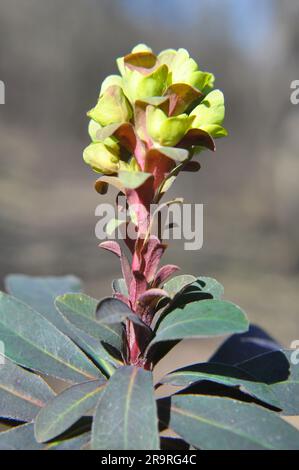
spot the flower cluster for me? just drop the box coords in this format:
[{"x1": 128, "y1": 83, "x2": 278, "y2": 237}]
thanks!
[
  {"x1": 83, "y1": 44, "x2": 227, "y2": 201},
  {"x1": 83, "y1": 45, "x2": 227, "y2": 366}
]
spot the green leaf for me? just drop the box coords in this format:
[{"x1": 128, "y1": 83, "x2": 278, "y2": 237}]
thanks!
[
  {"x1": 92, "y1": 366, "x2": 159, "y2": 450},
  {"x1": 47, "y1": 432, "x2": 91, "y2": 450},
  {"x1": 112, "y1": 278, "x2": 128, "y2": 296},
  {"x1": 194, "y1": 277, "x2": 224, "y2": 300},
  {"x1": 118, "y1": 170, "x2": 152, "y2": 189},
  {"x1": 210, "y1": 324, "x2": 280, "y2": 365},
  {"x1": 163, "y1": 274, "x2": 196, "y2": 297},
  {"x1": 96, "y1": 297, "x2": 150, "y2": 330},
  {"x1": 35, "y1": 380, "x2": 105, "y2": 443},
  {"x1": 238, "y1": 350, "x2": 299, "y2": 416},
  {"x1": 161, "y1": 362, "x2": 280, "y2": 409},
  {"x1": 55, "y1": 294, "x2": 123, "y2": 352},
  {"x1": 0, "y1": 358, "x2": 55, "y2": 422},
  {"x1": 164, "y1": 277, "x2": 224, "y2": 313},
  {"x1": 166, "y1": 395, "x2": 299, "y2": 450},
  {"x1": 0, "y1": 292, "x2": 100, "y2": 383},
  {"x1": 151, "y1": 300, "x2": 249, "y2": 344},
  {"x1": 54, "y1": 294, "x2": 118, "y2": 375},
  {"x1": 0, "y1": 423, "x2": 90, "y2": 450},
  {"x1": 0, "y1": 423, "x2": 44, "y2": 450},
  {"x1": 5, "y1": 274, "x2": 81, "y2": 333}
]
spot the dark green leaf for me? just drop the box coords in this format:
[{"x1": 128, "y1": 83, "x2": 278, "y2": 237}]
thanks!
[
  {"x1": 96, "y1": 297, "x2": 150, "y2": 330},
  {"x1": 163, "y1": 275, "x2": 196, "y2": 298},
  {"x1": 55, "y1": 293, "x2": 121, "y2": 374},
  {"x1": 5, "y1": 274, "x2": 81, "y2": 333},
  {"x1": 161, "y1": 362, "x2": 280, "y2": 408},
  {"x1": 35, "y1": 380, "x2": 105, "y2": 443},
  {"x1": 0, "y1": 423, "x2": 90, "y2": 450},
  {"x1": 151, "y1": 300, "x2": 248, "y2": 345},
  {"x1": 112, "y1": 278, "x2": 128, "y2": 297},
  {"x1": 210, "y1": 324, "x2": 281, "y2": 365},
  {"x1": 167, "y1": 395, "x2": 299, "y2": 450},
  {"x1": 4, "y1": 275, "x2": 114, "y2": 374},
  {"x1": 55, "y1": 293, "x2": 123, "y2": 352},
  {"x1": 0, "y1": 292, "x2": 101, "y2": 383},
  {"x1": 92, "y1": 366, "x2": 159, "y2": 450},
  {"x1": 47, "y1": 432, "x2": 90, "y2": 450},
  {"x1": 0, "y1": 423, "x2": 44, "y2": 450},
  {"x1": 195, "y1": 277, "x2": 224, "y2": 299},
  {"x1": 238, "y1": 350, "x2": 299, "y2": 416},
  {"x1": 0, "y1": 358, "x2": 55, "y2": 421}
]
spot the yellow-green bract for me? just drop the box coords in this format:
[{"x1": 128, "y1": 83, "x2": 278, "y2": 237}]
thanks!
[{"x1": 83, "y1": 44, "x2": 227, "y2": 186}]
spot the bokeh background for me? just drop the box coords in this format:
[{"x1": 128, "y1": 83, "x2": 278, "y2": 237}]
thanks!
[{"x1": 1, "y1": 0, "x2": 298, "y2": 352}]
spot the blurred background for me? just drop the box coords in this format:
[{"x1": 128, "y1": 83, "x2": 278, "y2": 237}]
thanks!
[{"x1": 0, "y1": 0, "x2": 298, "y2": 351}]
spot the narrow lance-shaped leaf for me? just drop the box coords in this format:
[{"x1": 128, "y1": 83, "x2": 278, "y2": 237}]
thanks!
[
  {"x1": 55, "y1": 293, "x2": 121, "y2": 375},
  {"x1": 55, "y1": 293, "x2": 123, "y2": 352},
  {"x1": 166, "y1": 277, "x2": 224, "y2": 310},
  {"x1": 96, "y1": 297, "x2": 150, "y2": 330},
  {"x1": 165, "y1": 395, "x2": 299, "y2": 450},
  {"x1": 35, "y1": 380, "x2": 105, "y2": 443},
  {"x1": 92, "y1": 366, "x2": 159, "y2": 450},
  {"x1": 160, "y1": 362, "x2": 280, "y2": 409},
  {"x1": 46, "y1": 432, "x2": 91, "y2": 451},
  {"x1": 238, "y1": 349, "x2": 299, "y2": 416},
  {"x1": 150, "y1": 299, "x2": 249, "y2": 346},
  {"x1": 5, "y1": 274, "x2": 82, "y2": 333},
  {"x1": 163, "y1": 274, "x2": 196, "y2": 298},
  {"x1": 210, "y1": 324, "x2": 281, "y2": 365},
  {"x1": 0, "y1": 358, "x2": 55, "y2": 422},
  {"x1": 0, "y1": 423, "x2": 45, "y2": 450},
  {"x1": 0, "y1": 423, "x2": 90, "y2": 451},
  {"x1": 112, "y1": 278, "x2": 128, "y2": 296},
  {"x1": 195, "y1": 277, "x2": 224, "y2": 299},
  {"x1": 0, "y1": 292, "x2": 101, "y2": 383}
]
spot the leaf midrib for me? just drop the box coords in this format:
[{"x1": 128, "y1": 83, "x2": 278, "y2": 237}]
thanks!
[
  {"x1": 58, "y1": 301, "x2": 122, "y2": 341},
  {"x1": 37, "y1": 384, "x2": 104, "y2": 441},
  {"x1": 123, "y1": 368, "x2": 138, "y2": 449},
  {"x1": 0, "y1": 320, "x2": 97, "y2": 381},
  {"x1": 171, "y1": 404, "x2": 274, "y2": 450},
  {"x1": 0, "y1": 382, "x2": 47, "y2": 408},
  {"x1": 156, "y1": 313, "x2": 246, "y2": 338}
]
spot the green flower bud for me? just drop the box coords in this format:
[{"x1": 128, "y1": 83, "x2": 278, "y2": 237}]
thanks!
[
  {"x1": 190, "y1": 90, "x2": 227, "y2": 137},
  {"x1": 88, "y1": 119, "x2": 120, "y2": 149},
  {"x1": 83, "y1": 142, "x2": 120, "y2": 174},
  {"x1": 131, "y1": 44, "x2": 153, "y2": 54},
  {"x1": 146, "y1": 106, "x2": 194, "y2": 147},
  {"x1": 87, "y1": 85, "x2": 132, "y2": 126},
  {"x1": 158, "y1": 48, "x2": 214, "y2": 94},
  {"x1": 123, "y1": 64, "x2": 169, "y2": 103},
  {"x1": 99, "y1": 75, "x2": 123, "y2": 96}
]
